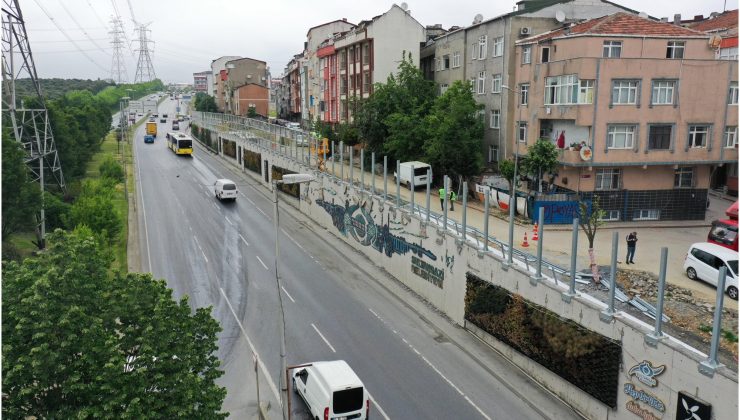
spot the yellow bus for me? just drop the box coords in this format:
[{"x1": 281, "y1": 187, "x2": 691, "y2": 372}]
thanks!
[{"x1": 166, "y1": 132, "x2": 193, "y2": 156}]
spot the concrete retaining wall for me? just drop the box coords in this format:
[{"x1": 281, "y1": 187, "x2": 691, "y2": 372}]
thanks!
[{"x1": 208, "y1": 131, "x2": 738, "y2": 420}]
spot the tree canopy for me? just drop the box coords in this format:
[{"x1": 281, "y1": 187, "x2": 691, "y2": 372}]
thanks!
[
  {"x1": 522, "y1": 138, "x2": 559, "y2": 193},
  {"x1": 193, "y1": 92, "x2": 219, "y2": 113},
  {"x1": 2, "y1": 228, "x2": 227, "y2": 418},
  {"x1": 1, "y1": 136, "x2": 42, "y2": 238}
]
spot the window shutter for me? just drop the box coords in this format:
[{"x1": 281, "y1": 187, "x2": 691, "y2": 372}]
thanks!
[
  {"x1": 633, "y1": 124, "x2": 640, "y2": 153},
  {"x1": 669, "y1": 124, "x2": 676, "y2": 153},
  {"x1": 635, "y1": 80, "x2": 642, "y2": 108},
  {"x1": 684, "y1": 125, "x2": 690, "y2": 152},
  {"x1": 707, "y1": 124, "x2": 714, "y2": 151}
]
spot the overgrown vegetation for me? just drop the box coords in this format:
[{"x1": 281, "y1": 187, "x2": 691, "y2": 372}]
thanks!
[{"x1": 193, "y1": 92, "x2": 219, "y2": 112}]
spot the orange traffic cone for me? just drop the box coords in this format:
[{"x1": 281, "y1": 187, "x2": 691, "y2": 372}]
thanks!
[
  {"x1": 521, "y1": 232, "x2": 530, "y2": 247},
  {"x1": 532, "y1": 222, "x2": 539, "y2": 241}
]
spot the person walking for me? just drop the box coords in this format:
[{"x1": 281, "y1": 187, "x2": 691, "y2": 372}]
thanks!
[
  {"x1": 450, "y1": 190, "x2": 457, "y2": 211},
  {"x1": 439, "y1": 186, "x2": 446, "y2": 210},
  {"x1": 625, "y1": 232, "x2": 637, "y2": 264}
]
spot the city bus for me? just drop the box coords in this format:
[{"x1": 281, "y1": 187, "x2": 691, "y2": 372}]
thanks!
[{"x1": 166, "y1": 132, "x2": 193, "y2": 156}]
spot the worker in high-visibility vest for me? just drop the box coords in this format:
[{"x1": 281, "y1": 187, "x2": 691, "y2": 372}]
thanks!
[{"x1": 439, "y1": 187, "x2": 446, "y2": 210}]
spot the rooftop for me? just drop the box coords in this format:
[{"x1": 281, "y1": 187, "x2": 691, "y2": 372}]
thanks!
[{"x1": 688, "y1": 9, "x2": 738, "y2": 33}]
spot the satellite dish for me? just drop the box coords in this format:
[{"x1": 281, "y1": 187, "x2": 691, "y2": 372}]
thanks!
[
  {"x1": 638, "y1": 12, "x2": 648, "y2": 19},
  {"x1": 400, "y1": 2, "x2": 408, "y2": 10},
  {"x1": 473, "y1": 13, "x2": 483, "y2": 24},
  {"x1": 555, "y1": 10, "x2": 566, "y2": 22}
]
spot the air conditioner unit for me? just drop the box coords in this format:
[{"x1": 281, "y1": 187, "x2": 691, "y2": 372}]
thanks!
[{"x1": 520, "y1": 27, "x2": 532, "y2": 36}]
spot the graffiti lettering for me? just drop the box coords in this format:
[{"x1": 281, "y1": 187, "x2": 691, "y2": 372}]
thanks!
[
  {"x1": 411, "y1": 256, "x2": 444, "y2": 288},
  {"x1": 623, "y1": 383, "x2": 665, "y2": 412},
  {"x1": 318, "y1": 199, "x2": 437, "y2": 261},
  {"x1": 625, "y1": 401, "x2": 661, "y2": 420}
]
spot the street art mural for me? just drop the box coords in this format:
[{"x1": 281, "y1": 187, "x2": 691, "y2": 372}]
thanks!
[{"x1": 317, "y1": 198, "x2": 437, "y2": 262}]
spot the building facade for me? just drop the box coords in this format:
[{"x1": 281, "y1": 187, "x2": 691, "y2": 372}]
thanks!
[
  {"x1": 193, "y1": 70, "x2": 212, "y2": 93},
  {"x1": 514, "y1": 13, "x2": 737, "y2": 221},
  {"x1": 224, "y1": 57, "x2": 268, "y2": 115},
  {"x1": 233, "y1": 83, "x2": 269, "y2": 117},
  {"x1": 211, "y1": 56, "x2": 241, "y2": 112}
]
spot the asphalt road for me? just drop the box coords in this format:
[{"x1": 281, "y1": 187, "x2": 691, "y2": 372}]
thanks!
[{"x1": 132, "y1": 98, "x2": 581, "y2": 419}]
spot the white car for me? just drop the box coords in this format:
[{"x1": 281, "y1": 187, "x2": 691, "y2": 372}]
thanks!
[
  {"x1": 293, "y1": 360, "x2": 369, "y2": 420},
  {"x1": 683, "y1": 242, "x2": 738, "y2": 299},
  {"x1": 214, "y1": 179, "x2": 238, "y2": 202}
]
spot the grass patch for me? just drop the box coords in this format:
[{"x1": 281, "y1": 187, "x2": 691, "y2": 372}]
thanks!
[
  {"x1": 8, "y1": 232, "x2": 39, "y2": 257},
  {"x1": 698, "y1": 324, "x2": 712, "y2": 333}
]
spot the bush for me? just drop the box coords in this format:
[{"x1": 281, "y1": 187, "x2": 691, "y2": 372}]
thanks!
[
  {"x1": 99, "y1": 155, "x2": 124, "y2": 183},
  {"x1": 68, "y1": 180, "x2": 121, "y2": 244}
]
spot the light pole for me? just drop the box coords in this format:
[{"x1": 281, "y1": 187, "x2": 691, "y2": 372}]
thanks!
[
  {"x1": 502, "y1": 84, "x2": 523, "y2": 266},
  {"x1": 272, "y1": 173, "x2": 315, "y2": 420}
]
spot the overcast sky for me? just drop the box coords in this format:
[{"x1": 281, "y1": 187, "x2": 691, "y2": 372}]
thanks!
[{"x1": 20, "y1": 0, "x2": 731, "y2": 83}]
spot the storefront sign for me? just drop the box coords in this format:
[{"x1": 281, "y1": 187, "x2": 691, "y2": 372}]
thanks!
[
  {"x1": 411, "y1": 256, "x2": 444, "y2": 288},
  {"x1": 675, "y1": 392, "x2": 711, "y2": 420},
  {"x1": 624, "y1": 383, "x2": 665, "y2": 412},
  {"x1": 626, "y1": 400, "x2": 661, "y2": 420},
  {"x1": 628, "y1": 360, "x2": 665, "y2": 387}
]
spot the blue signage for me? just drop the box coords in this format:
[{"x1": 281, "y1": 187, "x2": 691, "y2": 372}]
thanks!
[{"x1": 532, "y1": 200, "x2": 591, "y2": 225}]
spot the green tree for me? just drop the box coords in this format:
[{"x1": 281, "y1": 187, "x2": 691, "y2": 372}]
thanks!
[
  {"x1": 68, "y1": 179, "x2": 121, "y2": 243},
  {"x1": 498, "y1": 158, "x2": 517, "y2": 195},
  {"x1": 2, "y1": 228, "x2": 227, "y2": 418},
  {"x1": 193, "y1": 92, "x2": 218, "y2": 113},
  {"x1": 99, "y1": 154, "x2": 124, "y2": 183},
  {"x1": 1, "y1": 136, "x2": 42, "y2": 238},
  {"x1": 42, "y1": 191, "x2": 71, "y2": 232},
  {"x1": 336, "y1": 122, "x2": 360, "y2": 146},
  {"x1": 423, "y1": 80, "x2": 484, "y2": 182},
  {"x1": 522, "y1": 138, "x2": 558, "y2": 193},
  {"x1": 579, "y1": 196, "x2": 607, "y2": 283}
]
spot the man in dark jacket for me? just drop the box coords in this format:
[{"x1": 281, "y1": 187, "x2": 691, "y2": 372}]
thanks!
[{"x1": 625, "y1": 232, "x2": 637, "y2": 264}]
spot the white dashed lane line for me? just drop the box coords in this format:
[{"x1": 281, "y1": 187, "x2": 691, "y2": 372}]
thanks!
[
  {"x1": 193, "y1": 235, "x2": 208, "y2": 264},
  {"x1": 311, "y1": 323, "x2": 336, "y2": 353},
  {"x1": 211, "y1": 202, "x2": 220, "y2": 211},
  {"x1": 281, "y1": 286, "x2": 296, "y2": 303},
  {"x1": 367, "y1": 308, "x2": 491, "y2": 420},
  {"x1": 225, "y1": 216, "x2": 233, "y2": 226},
  {"x1": 255, "y1": 255, "x2": 269, "y2": 270},
  {"x1": 239, "y1": 234, "x2": 249, "y2": 246}
]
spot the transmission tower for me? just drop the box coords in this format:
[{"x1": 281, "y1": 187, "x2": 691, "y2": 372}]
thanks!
[
  {"x1": 1, "y1": 0, "x2": 66, "y2": 248},
  {"x1": 109, "y1": 16, "x2": 128, "y2": 83},
  {"x1": 133, "y1": 23, "x2": 155, "y2": 82}
]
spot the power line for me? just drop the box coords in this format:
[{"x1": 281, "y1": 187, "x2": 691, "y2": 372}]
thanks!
[
  {"x1": 85, "y1": 0, "x2": 109, "y2": 29},
  {"x1": 109, "y1": 15, "x2": 127, "y2": 83},
  {"x1": 57, "y1": 0, "x2": 109, "y2": 55},
  {"x1": 30, "y1": 0, "x2": 107, "y2": 72},
  {"x1": 133, "y1": 23, "x2": 155, "y2": 82},
  {"x1": 109, "y1": 0, "x2": 134, "y2": 57}
]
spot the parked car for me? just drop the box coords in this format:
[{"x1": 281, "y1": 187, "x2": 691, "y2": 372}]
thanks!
[
  {"x1": 214, "y1": 179, "x2": 237, "y2": 202},
  {"x1": 683, "y1": 242, "x2": 738, "y2": 300},
  {"x1": 394, "y1": 161, "x2": 432, "y2": 190},
  {"x1": 292, "y1": 360, "x2": 369, "y2": 420}
]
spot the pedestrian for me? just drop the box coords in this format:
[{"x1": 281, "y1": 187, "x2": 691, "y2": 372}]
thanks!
[
  {"x1": 450, "y1": 190, "x2": 457, "y2": 211},
  {"x1": 625, "y1": 232, "x2": 637, "y2": 264},
  {"x1": 439, "y1": 186, "x2": 446, "y2": 210}
]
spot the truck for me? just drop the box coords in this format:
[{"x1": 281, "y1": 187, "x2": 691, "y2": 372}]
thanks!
[
  {"x1": 394, "y1": 161, "x2": 432, "y2": 190},
  {"x1": 146, "y1": 121, "x2": 157, "y2": 138},
  {"x1": 708, "y1": 201, "x2": 738, "y2": 251}
]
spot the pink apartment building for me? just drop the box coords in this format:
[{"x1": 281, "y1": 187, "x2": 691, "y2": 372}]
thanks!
[{"x1": 514, "y1": 13, "x2": 738, "y2": 221}]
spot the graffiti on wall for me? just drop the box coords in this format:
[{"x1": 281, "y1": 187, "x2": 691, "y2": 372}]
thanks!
[{"x1": 317, "y1": 198, "x2": 437, "y2": 261}]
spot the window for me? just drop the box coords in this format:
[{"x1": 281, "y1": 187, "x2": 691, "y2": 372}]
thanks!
[
  {"x1": 599, "y1": 210, "x2": 621, "y2": 221},
  {"x1": 340, "y1": 51, "x2": 347, "y2": 67},
  {"x1": 520, "y1": 84, "x2": 529, "y2": 105},
  {"x1": 518, "y1": 122, "x2": 527, "y2": 143},
  {"x1": 363, "y1": 72, "x2": 371, "y2": 92},
  {"x1": 362, "y1": 43, "x2": 370, "y2": 63},
  {"x1": 545, "y1": 74, "x2": 578, "y2": 105},
  {"x1": 688, "y1": 125, "x2": 709, "y2": 148},
  {"x1": 595, "y1": 169, "x2": 621, "y2": 190},
  {"x1": 541, "y1": 46, "x2": 550, "y2": 63},
  {"x1": 488, "y1": 145, "x2": 499, "y2": 162},
  {"x1": 522, "y1": 45, "x2": 531, "y2": 64},
  {"x1": 603, "y1": 41, "x2": 622, "y2": 58},
  {"x1": 719, "y1": 47, "x2": 739, "y2": 61},
  {"x1": 349, "y1": 74, "x2": 354, "y2": 91},
  {"x1": 491, "y1": 74, "x2": 502, "y2": 93},
  {"x1": 666, "y1": 41, "x2": 685, "y2": 59},
  {"x1": 729, "y1": 82, "x2": 738, "y2": 105},
  {"x1": 440, "y1": 83, "x2": 449, "y2": 95},
  {"x1": 607, "y1": 124, "x2": 636, "y2": 149},
  {"x1": 612, "y1": 80, "x2": 639, "y2": 105},
  {"x1": 477, "y1": 71, "x2": 486, "y2": 94},
  {"x1": 478, "y1": 35, "x2": 487, "y2": 59},
  {"x1": 493, "y1": 37, "x2": 504, "y2": 57},
  {"x1": 674, "y1": 167, "x2": 693, "y2": 188},
  {"x1": 452, "y1": 52, "x2": 461, "y2": 68},
  {"x1": 579, "y1": 80, "x2": 594, "y2": 104},
  {"x1": 354, "y1": 46, "x2": 361, "y2": 63},
  {"x1": 651, "y1": 80, "x2": 676, "y2": 105},
  {"x1": 340, "y1": 78, "x2": 347, "y2": 95},
  {"x1": 490, "y1": 109, "x2": 500, "y2": 128},
  {"x1": 648, "y1": 125, "x2": 672, "y2": 150},
  {"x1": 443, "y1": 55, "x2": 450, "y2": 69},
  {"x1": 724, "y1": 126, "x2": 738, "y2": 148},
  {"x1": 634, "y1": 209, "x2": 660, "y2": 220}
]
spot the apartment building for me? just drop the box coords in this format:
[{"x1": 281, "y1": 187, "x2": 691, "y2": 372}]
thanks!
[
  {"x1": 284, "y1": 54, "x2": 304, "y2": 122},
  {"x1": 192, "y1": 70, "x2": 212, "y2": 94},
  {"x1": 211, "y1": 55, "x2": 241, "y2": 112},
  {"x1": 223, "y1": 57, "x2": 269, "y2": 115},
  {"x1": 513, "y1": 12, "x2": 737, "y2": 221}
]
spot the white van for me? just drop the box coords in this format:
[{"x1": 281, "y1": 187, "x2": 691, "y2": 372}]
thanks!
[
  {"x1": 292, "y1": 360, "x2": 370, "y2": 420},
  {"x1": 394, "y1": 161, "x2": 432, "y2": 190},
  {"x1": 214, "y1": 179, "x2": 238, "y2": 202},
  {"x1": 683, "y1": 242, "x2": 738, "y2": 299}
]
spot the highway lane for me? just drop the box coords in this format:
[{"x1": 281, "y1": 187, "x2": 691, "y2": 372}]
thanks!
[{"x1": 133, "y1": 98, "x2": 580, "y2": 419}]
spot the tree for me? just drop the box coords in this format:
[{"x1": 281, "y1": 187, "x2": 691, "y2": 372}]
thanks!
[
  {"x1": 99, "y1": 154, "x2": 124, "y2": 183},
  {"x1": 522, "y1": 138, "x2": 558, "y2": 193},
  {"x1": 68, "y1": 179, "x2": 122, "y2": 244},
  {"x1": 498, "y1": 158, "x2": 516, "y2": 195},
  {"x1": 423, "y1": 80, "x2": 484, "y2": 182},
  {"x1": 193, "y1": 92, "x2": 218, "y2": 113},
  {"x1": 2, "y1": 228, "x2": 227, "y2": 418},
  {"x1": 1, "y1": 136, "x2": 42, "y2": 238},
  {"x1": 578, "y1": 196, "x2": 606, "y2": 283},
  {"x1": 247, "y1": 105, "x2": 257, "y2": 118}
]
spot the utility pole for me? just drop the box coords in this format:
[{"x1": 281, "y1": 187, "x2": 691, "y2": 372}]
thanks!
[
  {"x1": 109, "y1": 16, "x2": 128, "y2": 83},
  {"x1": 133, "y1": 23, "x2": 156, "y2": 82},
  {"x1": 2, "y1": 0, "x2": 66, "y2": 249}
]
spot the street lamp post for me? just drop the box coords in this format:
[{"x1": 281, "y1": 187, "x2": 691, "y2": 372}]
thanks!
[
  {"x1": 502, "y1": 85, "x2": 523, "y2": 267},
  {"x1": 272, "y1": 173, "x2": 315, "y2": 420}
]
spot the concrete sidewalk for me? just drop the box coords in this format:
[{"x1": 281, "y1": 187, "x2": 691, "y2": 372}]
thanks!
[{"x1": 322, "y1": 156, "x2": 737, "y2": 309}]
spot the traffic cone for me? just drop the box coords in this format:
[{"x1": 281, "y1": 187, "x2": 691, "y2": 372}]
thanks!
[
  {"x1": 532, "y1": 222, "x2": 539, "y2": 241},
  {"x1": 521, "y1": 232, "x2": 530, "y2": 247}
]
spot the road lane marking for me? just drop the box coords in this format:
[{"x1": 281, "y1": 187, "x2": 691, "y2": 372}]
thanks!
[
  {"x1": 239, "y1": 234, "x2": 249, "y2": 246},
  {"x1": 219, "y1": 288, "x2": 281, "y2": 401},
  {"x1": 281, "y1": 286, "x2": 296, "y2": 303},
  {"x1": 311, "y1": 323, "x2": 336, "y2": 353},
  {"x1": 367, "y1": 307, "x2": 491, "y2": 419},
  {"x1": 193, "y1": 235, "x2": 208, "y2": 263},
  {"x1": 367, "y1": 393, "x2": 390, "y2": 420},
  {"x1": 256, "y1": 207, "x2": 268, "y2": 218},
  {"x1": 256, "y1": 255, "x2": 269, "y2": 270},
  {"x1": 211, "y1": 202, "x2": 220, "y2": 211},
  {"x1": 225, "y1": 216, "x2": 233, "y2": 226},
  {"x1": 134, "y1": 136, "x2": 153, "y2": 273},
  {"x1": 281, "y1": 228, "x2": 306, "y2": 252}
]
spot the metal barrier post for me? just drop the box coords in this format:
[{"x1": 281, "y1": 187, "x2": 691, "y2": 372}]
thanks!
[
  {"x1": 562, "y1": 218, "x2": 579, "y2": 302},
  {"x1": 531, "y1": 207, "x2": 545, "y2": 285},
  {"x1": 383, "y1": 156, "x2": 388, "y2": 200},
  {"x1": 699, "y1": 266, "x2": 727, "y2": 377},
  {"x1": 340, "y1": 142, "x2": 344, "y2": 182},
  {"x1": 600, "y1": 232, "x2": 619, "y2": 322},
  {"x1": 371, "y1": 152, "x2": 376, "y2": 195},
  {"x1": 410, "y1": 165, "x2": 415, "y2": 214},
  {"x1": 360, "y1": 149, "x2": 365, "y2": 193},
  {"x1": 483, "y1": 191, "x2": 490, "y2": 251},
  {"x1": 332, "y1": 141, "x2": 336, "y2": 178},
  {"x1": 425, "y1": 168, "x2": 431, "y2": 222},
  {"x1": 396, "y1": 160, "x2": 401, "y2": 207},
  {"x1": 349, "y1": 147, "x2": 354, "y2": 187},
  {"x1": 461, "y1": 182, "x2": 467, "y2": 241},
  {"x1": 442, "y1": 176, "x2": 449, "y2": 233},
  {"x1": 506, "y1": 194, "x2": 515, "y2": 268},
  {"x1": 646, "y1": 247, "x2": 669, "y2": 344}
]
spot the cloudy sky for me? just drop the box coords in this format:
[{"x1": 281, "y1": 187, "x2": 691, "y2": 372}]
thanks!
[{"x1": 20, "y1": 0, "x2": 731, "y2": 83}]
